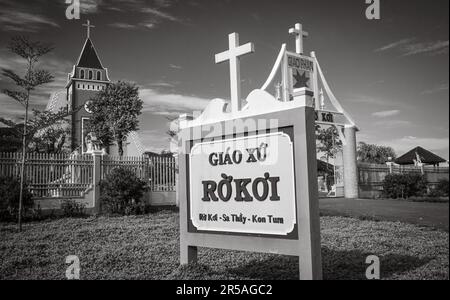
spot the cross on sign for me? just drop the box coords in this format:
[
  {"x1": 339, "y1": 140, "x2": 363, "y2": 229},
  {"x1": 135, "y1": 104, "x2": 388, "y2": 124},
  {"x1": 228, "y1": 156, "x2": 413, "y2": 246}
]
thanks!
[
  {"x1": 83, "y1": 20, "x2": 95, "y2": 39},
  {"x1": 289, "y1": 23, "x2": 308, "y2": 54},
  {"x1": 215, "y1": 33, "x2": 255, "y2": 113}
]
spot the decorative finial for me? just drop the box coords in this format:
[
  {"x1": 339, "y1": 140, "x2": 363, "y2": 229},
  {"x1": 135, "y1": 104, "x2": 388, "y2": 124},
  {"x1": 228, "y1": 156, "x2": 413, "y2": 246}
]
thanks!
[
  {"x1": 289, "y1": 23, "x2": 309, "y2": 54},
  {"x1": 82, "y1": 20, "x2": 95, "y2": 39},
  {"x1": 319, "y1": 88, "x2": 325, "y2": 110}
]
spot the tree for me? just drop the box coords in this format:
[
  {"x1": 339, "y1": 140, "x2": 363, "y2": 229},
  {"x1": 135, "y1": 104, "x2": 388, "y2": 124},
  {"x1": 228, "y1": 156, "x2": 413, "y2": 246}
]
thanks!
[
  {"x1": 316, "y1": 125, "x2": 343, "y2": 190},
  {"x1": 1, "y1": 36, "x2": 54, "y2": 231},
  {"x1": 0, "y1": 126, "x2": 22, "y2": 152},
  {"x1": 0, "y1": 109, "x2": 72, "y2": 154},
  {"x1": 27, "y1": 112, "x2": 71, "y2": 154},
  {"x1": 357, "y1": 142, "x2": 396, "y2": 164},
  {"x1": 87, "y1": 81, "x2": 143, "y2": 156}
]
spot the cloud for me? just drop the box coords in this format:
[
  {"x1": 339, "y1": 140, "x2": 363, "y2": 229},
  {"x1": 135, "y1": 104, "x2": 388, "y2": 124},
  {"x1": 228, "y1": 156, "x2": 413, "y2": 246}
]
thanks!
[
  {"x1": 345, "y1": 94, "x2": 397, "y2": 107},
  {"x1": 367, "y1": 79, "x2": 385, "y2": 87},
  {"x1": 375, "y1": 38, "x2": 414, "y2": 52},
  {"x1": 421, "y1": 83, "x2": 449, "y2": 95},
  {"x1": 108, "y1": 22, "x2": 137, "y2": 29},
  {"x1": 403, "y1": 40, "x2": 449, "y2": 56},
  {"x1": 109, "y1": 21, "x2": 159, "y2": 30},
  {"x1": 106, "y1": 1, "x2": 184, "y2": 30},
  {"x1": 139, "y1": 88, "x2": 210, "y2": 117},
  {"x1": 372, "y1": 110, "x2": 400, "y2": 118},
  {"x1": 140, "y1": 22, "x2": 156, "y2": 29},
  {"x1": 80, "y1": 0, "x2": 102, "y2": 14},
  {"x1": 373, "y1": 120, "x2": 411, "y2": 128},
  {"x1": 147, "y1": 80, "x2": 178, "y2": 88},
  {"x1": 344, "y1": 93, "x2": 414, "y2": 111},
  {"x1": 169, "y1": 64, "x2": 182, "y2": 70},
  {"x1": 375, "y1": 38, "x2": 449, "y2": 56},
  {"x1": 142, "y1": 7, "x2": 181, "y2": 22},
  {"x1": 0, "y1": 9, "x2": 59, "y2": 32}
]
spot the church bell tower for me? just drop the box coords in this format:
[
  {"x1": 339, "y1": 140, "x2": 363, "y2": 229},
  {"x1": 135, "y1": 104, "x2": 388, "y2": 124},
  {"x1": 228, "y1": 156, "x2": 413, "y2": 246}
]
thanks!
[{"x1": 66, "y1": 20, "x2": 111, "y2": 153}]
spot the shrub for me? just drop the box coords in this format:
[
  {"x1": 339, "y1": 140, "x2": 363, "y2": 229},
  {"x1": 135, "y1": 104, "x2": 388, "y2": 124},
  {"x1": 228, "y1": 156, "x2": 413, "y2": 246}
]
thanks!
[
  {"x1": 382, "y1": 173, "x2": 427, "y2": 199},
  {"x1": 100, "y1": 167, "x2": 148, "y2": 215},
  {"x1": 0, "y1": 175, "x2": 34, "y2": 221},
  {"x1": 61, "y1": 199, "x2": 86, "y2": 218},
  {"x1": 429, "y1": 179, "x2": 449, "y2": 198}
]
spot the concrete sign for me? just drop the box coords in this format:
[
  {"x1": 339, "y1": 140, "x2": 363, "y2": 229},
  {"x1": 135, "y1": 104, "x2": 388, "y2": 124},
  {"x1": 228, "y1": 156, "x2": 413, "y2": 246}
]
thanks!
[{"x1": 179, "y1": 102, "x2": 322, "y2": 280}]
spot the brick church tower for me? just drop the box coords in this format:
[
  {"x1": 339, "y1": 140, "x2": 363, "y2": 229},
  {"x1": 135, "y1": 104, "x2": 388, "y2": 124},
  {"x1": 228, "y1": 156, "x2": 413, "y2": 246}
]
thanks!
[{"x1": 66, "y1": 21, "x2": 111, "y2": 153}]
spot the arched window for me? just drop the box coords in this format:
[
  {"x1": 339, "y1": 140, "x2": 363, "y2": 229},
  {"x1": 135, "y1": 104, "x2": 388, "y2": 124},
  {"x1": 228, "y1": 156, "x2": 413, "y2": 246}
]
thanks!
[
  {"x1": 88, "y1": 70, "x2": 93, "y2": 80},
  {"x1": 97, "y1": 71, "x2": 101, "y2": 81},
  {"x1": 80, "y1": 69, "x2": 85, "y2": 79}
]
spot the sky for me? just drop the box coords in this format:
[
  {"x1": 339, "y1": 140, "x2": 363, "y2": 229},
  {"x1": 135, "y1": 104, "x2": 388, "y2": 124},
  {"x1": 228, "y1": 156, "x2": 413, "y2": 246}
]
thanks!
[{"x1": 0, "y1": 0, "x2": 448, "y2": 159}]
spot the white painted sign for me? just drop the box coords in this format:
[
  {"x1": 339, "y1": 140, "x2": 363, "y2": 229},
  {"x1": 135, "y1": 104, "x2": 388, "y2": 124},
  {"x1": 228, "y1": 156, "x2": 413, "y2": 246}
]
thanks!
[{"x1": 189, "y1": 132, "x2": 297, "y2": 235}]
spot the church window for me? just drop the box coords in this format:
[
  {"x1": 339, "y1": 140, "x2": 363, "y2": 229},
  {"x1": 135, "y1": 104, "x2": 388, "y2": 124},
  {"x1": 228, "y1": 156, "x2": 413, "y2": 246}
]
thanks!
[
  {"x1": 83, "y1": 84, "x2": 85, "y2": 89},
  {"x1": 80, "y1": 69, "x2": 85, "y2": 79},
  {"x1": 97, "y1": 71, "x2": 101, "y2": 81},
  {"x1": 77, "y1": 84, "x2": 80, "y2": 88},
  {"x1": 88, "y1": 70, "x2": 93, "y2": 80}
]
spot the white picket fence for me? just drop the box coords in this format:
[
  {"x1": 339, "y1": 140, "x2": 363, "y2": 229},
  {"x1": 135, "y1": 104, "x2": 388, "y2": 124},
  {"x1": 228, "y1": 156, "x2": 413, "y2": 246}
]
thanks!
[{"x1": 0, "y1": 153, "x2": 176, "y2": 199}]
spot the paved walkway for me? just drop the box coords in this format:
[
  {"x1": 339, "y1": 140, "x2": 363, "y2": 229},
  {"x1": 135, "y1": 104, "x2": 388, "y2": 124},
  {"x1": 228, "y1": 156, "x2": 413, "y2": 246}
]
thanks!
[{"x1": 319, "y1": 198, "x2": 449, "y2": 231}]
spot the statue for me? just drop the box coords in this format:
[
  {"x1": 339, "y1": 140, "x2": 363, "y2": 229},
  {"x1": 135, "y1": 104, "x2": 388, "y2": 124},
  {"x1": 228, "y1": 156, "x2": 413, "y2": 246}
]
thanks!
[{"x1": 85, "y1": 132, "x2": 102, "y2": 153}]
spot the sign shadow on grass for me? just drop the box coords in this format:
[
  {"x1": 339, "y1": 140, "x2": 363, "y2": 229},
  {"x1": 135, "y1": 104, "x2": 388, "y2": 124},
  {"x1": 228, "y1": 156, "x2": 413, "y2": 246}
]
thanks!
[{"x1": 225, "y1": 248, "x2": 431, "y2": 280}]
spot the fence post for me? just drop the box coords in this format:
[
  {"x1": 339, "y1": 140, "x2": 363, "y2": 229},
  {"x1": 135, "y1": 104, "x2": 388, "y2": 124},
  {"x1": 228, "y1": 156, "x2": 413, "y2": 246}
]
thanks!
[
  {"x1": 387, "y1": 162, "x2": 393, "y2": 174},
  {"x1": 175, "y1": 154, "x2": 179, "y2": 207},
  {"x1": 92, "y1": 151, "x2": 103, "y2": 214}
]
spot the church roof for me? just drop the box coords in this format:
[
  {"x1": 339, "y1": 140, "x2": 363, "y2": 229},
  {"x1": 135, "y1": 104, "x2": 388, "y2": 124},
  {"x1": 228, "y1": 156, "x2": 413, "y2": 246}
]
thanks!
[
  {"x1": 395, "y1": 146, "x2": 447, "y2": 165},
  {"x1": 76, "y1": 38, "x2": 104, "y2": 69}
]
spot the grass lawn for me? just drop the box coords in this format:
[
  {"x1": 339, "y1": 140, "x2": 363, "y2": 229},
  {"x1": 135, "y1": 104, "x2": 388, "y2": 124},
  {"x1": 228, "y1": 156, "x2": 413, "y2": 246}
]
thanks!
[{"x1": 0, "y1": 210, "x2": 448, "y2": 280}]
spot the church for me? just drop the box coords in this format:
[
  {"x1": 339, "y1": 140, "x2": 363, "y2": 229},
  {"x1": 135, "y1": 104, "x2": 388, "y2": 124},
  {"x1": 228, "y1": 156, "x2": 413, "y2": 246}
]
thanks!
[{"x1": 48, "y1": 21, "x2": 145, "y2": 156}]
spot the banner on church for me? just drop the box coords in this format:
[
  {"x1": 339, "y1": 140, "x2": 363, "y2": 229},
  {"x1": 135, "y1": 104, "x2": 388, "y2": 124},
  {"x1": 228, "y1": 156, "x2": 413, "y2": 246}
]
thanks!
[{"x1": 188, "y1": 132, "x2": 297, "y2": 236}]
